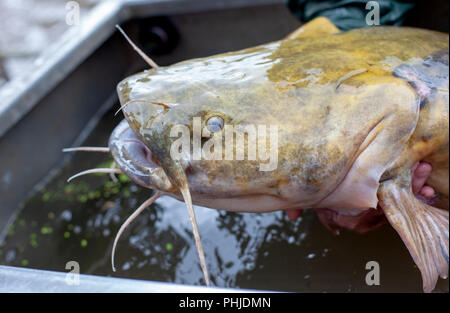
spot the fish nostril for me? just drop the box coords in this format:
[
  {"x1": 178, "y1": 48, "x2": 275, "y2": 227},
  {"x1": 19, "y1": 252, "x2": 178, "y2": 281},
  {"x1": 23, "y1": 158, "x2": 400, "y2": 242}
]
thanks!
[
  {"x1": 141, "y1": 146, "x2": 149, "y2": 159},
  {"x1": 151, "y1": 154, "x2": 161, "y2": 167},
  {"x1": 136, "y1": 144, "x2": 161, "y2": 168}
]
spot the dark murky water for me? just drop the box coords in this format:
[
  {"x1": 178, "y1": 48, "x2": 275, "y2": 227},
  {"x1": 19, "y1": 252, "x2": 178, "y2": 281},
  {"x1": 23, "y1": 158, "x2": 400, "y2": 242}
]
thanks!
[{"x1": 0, "y1": 109, "x2": 448, "y2": 292}]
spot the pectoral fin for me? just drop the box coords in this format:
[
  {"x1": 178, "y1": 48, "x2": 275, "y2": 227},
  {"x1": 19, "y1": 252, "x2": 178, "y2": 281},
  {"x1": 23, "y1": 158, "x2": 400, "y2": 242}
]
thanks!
[{"x1": 378, "y1": 177, "x2": 449, "y2": 292}]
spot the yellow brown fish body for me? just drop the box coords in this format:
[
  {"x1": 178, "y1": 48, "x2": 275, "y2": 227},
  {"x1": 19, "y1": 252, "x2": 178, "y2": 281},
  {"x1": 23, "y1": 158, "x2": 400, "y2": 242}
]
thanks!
[{"x1": 108, "y1": 18, "x2": 449, "y2": 292}]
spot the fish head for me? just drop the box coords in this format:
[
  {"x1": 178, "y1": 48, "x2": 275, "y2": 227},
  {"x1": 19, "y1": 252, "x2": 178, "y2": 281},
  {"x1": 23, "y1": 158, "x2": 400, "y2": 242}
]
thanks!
[{"x1": 110, "y1": 45, "x2": 298, "y2": 211}]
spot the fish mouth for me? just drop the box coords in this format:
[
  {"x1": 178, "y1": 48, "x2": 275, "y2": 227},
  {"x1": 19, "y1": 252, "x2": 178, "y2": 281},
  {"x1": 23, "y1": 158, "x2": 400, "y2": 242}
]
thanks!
[
  {"x1": 109, "y1": 119, "x2": 211, "y2": 285},
  {"x1": 108, "y1": 119, "x2": 175, "y2": 192}
]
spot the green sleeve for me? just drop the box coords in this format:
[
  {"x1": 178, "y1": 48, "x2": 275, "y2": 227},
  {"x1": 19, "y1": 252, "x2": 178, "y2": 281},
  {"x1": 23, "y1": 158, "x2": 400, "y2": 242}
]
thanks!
[{"x1": 286, "y1": 0, "x2": 415, "y2": 30}]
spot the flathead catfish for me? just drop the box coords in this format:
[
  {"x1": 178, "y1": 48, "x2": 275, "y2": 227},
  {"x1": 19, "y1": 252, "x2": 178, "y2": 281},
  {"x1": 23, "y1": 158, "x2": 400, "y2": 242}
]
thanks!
[{"x1": 68, "y1": 17, "x2": 449, "y2": 292}]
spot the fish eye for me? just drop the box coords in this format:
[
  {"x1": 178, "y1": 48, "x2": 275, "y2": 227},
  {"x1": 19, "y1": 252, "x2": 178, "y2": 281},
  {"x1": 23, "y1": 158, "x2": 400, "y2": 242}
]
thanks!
[{"x1": 206, "y1": 116, "x2": 224, "y2": 132}]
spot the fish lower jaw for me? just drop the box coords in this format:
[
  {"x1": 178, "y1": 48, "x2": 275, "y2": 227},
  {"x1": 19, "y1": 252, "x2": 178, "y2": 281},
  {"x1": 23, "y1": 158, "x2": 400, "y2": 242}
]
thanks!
[{"x1": 109, "y1": 119, "x2": 175, "y2": 192}]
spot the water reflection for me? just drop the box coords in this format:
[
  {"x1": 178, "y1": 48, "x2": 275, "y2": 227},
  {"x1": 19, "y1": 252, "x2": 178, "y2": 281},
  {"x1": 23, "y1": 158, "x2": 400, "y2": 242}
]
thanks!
[{"x1": 145, "y1": 195, "x2": 307, "y2": 287}]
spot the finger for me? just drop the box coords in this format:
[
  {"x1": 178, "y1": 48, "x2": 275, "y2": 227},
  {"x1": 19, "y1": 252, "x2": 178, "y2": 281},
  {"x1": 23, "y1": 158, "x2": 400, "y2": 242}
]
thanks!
[
  {"x1": 286, "y1": 209, "x2": 302, "y2": 221},
  {"x1": 420, "y1": 185, "x2": 435, "y2": 198},
  {"x1": 412, "y1": 162, "x2": 432, "y2": 194}
]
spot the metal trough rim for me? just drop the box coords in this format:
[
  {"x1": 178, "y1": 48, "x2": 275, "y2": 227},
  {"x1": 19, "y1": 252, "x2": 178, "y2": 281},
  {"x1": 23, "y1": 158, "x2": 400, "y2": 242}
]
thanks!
[
  {"x1": 0, "y1": 265, "x2": 265, "y2": 293},
  {"x1": 0, "y1": 0, "x2": 283, "y2": 138}
]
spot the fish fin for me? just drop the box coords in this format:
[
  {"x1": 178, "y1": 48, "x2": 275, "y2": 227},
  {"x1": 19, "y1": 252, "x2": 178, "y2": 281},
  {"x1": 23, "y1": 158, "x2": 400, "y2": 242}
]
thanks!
[
  {"x1": 285, "y1": 17, "x2": 340, "y2": 40},
  {"x1": 379, "y1": 178, "x2": 449, "y2": 292}
]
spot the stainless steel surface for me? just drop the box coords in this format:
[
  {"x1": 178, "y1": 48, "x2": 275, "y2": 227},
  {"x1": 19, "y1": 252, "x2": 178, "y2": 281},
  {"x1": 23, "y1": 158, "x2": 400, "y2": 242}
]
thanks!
[
  {"x1": 0, "y1": 0, "x2": 284, "y2": 138},
  {"x1": 0, "y1": 265, "x2": 261, "y2": 292},
  {"x1": 0, "y1": 1, "x2": 121, "y2": 139}
]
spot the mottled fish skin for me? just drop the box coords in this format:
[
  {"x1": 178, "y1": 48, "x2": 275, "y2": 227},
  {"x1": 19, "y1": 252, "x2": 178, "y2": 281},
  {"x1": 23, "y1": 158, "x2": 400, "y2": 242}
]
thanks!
[
  {"x1": 116, "y1": 26, "x2": 448, "y2": 213},
  {"x1": 109, "y1": 20, "x2": 449, "y2": 292}
]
